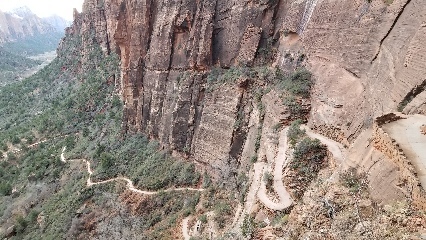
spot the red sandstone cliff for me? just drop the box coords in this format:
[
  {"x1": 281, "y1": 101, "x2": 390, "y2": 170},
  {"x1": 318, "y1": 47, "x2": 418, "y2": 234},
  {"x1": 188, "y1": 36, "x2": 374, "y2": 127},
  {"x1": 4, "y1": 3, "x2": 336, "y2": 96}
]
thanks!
[{"x1": 62, "y1": 0, "x2": 426, "y2": 170}]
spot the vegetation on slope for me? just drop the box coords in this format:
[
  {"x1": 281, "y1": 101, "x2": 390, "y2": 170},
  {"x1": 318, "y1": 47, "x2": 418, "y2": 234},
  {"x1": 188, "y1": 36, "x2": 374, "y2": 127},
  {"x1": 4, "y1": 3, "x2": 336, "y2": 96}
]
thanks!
[
  {"x1": 0, "y1": 31, "x2": 200, "y2": 239},
  {"x1": 0, "y1": 47, "x2": 41, "y2": 85},
  {"x1": 2, "y1": 32, "x2": 64, "y2": 56}
]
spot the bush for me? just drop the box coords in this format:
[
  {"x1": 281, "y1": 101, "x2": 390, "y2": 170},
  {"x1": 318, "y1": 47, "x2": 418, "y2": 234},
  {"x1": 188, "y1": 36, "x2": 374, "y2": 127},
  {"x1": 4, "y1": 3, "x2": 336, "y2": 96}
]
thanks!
[
  {"x1": 340, "y1": 168, "x2": 368, "y2": 194},
  {"x1": 288, "y1": 137, "x2": 327, "y2": 198},
  {"x1": 15, "y1": 215, "x2": 28, "y2": 234},
  {"x1": 0, "y1": 142, "x2": 7, "y2": 151},
  {"x1": 11, "y1": 135, "x2": 21, "y2": 144},
  {"x1": 263, "y1": 171, "x2": 273, "y2": 189},
  {"x1": 214, "y1": 202, "x2": 232, "y2": 229},
  {"x1": 272, "y1": 122, "x2": 283, "y2": 132},
  {"x1": 100, "y1": 152, "x2": 114, "y2": 170},
  {"x1": 0, "y1": 182, "x2": 12, "y2": 196},
  {"x1": 7, "y1": 152, "x2": 17, "y2": 161},
  {"x1": 199, "y1": 215, "x2": 208, "y2": 224},
  {"x1": 283, "y1": 96, "x2": 304, "y2": 117},
  {"x1": 288, "y1": 119, "x2": 306, "y2": 146},
  {"x1": 241, "y1": 214, "x2": 256, "y2": 238},
  {"x1": 276, "y1": 68, "x2": 313, "y2": 97},
  {"x1": 65, "y1": 135, "x2": 76, "y2": 149},
  {"x1": 293, "y1": 138, "x2": 326, "y2": 164}
]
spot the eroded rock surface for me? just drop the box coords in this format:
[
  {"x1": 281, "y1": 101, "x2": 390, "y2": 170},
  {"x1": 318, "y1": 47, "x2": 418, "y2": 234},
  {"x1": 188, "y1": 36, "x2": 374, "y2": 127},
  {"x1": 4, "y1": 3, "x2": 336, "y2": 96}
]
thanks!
[{"x1": 63, "y1": 0, "x2": 426, "y2": 176}]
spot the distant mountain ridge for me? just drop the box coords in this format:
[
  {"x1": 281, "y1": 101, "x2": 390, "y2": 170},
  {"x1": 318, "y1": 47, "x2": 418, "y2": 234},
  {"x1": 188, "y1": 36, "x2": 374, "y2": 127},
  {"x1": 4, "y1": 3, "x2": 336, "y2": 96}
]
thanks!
[
  {"x1": 43, "y1": 15, "x2": 71, "y2": 33},
  {"x1": 0, "y1": 7, "x2": 69, "y2": 44}
]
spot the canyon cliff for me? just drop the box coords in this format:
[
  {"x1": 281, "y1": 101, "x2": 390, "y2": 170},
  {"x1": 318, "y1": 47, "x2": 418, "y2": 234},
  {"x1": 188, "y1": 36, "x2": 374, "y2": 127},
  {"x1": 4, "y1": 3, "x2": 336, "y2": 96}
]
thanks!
[
  {"x1": 0, "y1": 7, "x2": 57, "y2": 44},
  {"x1": 63, "y1": 0, "x2": 426, "y2": 171},
  {"x1": 1, "y1": 0, "x2": 426, "y2": 239}
]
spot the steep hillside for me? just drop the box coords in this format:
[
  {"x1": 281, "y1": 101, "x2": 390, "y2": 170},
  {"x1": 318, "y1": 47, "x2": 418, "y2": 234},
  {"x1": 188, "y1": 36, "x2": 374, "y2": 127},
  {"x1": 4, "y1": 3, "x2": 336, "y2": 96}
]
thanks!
[
  {"x1": 65, "y1": 0, "x2": 426, "y2": 238},
  {"x1": 67, "y1": 0, "x2": 426, "y2": 176},
  {"x1": 1, "y1": 0, "x2": 426, "y2": 239}
]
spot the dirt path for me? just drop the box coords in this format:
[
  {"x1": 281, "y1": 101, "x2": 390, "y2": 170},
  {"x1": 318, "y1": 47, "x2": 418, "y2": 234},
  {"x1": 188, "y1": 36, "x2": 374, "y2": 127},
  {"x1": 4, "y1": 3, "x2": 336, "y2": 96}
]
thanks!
[
  {"x1": 257, "y1": 127, "x2": 293, "y2": 210},
  {"x1": 61, "y1": 147, "x2": 204, "y2": 240},
  {"x1": 235, "y1": 161, "x2": 265, "y2": 225},
  {"x1": 302, "y1": 125, "x2": 347, "y2": 166},
  {"x1": 182, "y1": 217, "x2": 191, "y2": 240},
  {"x1": 60, "y1": 146, "x2": 67, "y2": 163},
  {"x1": 232, "y1": 125, "x2": 348, "y2": 227},
  {"x1": 61, "y1": 148, "x2": 205, "y2": 195},
  {"x1": 382, "y1": 114, "x2": 426, "y2": 189}
]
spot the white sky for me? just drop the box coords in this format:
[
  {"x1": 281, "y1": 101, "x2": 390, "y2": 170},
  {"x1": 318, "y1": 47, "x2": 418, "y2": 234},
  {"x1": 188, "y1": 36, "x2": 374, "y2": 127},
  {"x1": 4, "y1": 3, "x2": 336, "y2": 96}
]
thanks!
[{"x1": 0, "y1": 0, "x2": 84, "y2": 21}]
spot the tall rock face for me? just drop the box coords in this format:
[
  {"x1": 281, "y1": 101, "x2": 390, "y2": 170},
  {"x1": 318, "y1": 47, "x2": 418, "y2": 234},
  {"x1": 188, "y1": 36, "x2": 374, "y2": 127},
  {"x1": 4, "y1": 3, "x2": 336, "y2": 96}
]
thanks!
[
  {"x1": 0, "y1": 7, "x2": 56, "y2": 44},
  {"x1": 66, "y1": 0, "x2": 426, "y2": 169}
]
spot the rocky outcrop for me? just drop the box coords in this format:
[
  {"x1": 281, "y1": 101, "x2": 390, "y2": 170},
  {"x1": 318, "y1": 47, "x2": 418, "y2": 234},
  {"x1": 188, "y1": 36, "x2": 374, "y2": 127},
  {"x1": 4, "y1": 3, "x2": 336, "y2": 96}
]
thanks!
[{"x1": 64, "y1": 0, "x2": 426, "y2": 174}]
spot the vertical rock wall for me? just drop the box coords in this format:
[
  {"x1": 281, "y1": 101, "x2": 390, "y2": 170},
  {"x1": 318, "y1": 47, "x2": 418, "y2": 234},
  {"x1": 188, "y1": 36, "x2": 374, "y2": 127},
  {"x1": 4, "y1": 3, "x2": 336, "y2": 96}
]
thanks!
[{"x1": 63, "y1": 0, "x2": 426, "y2": 169}]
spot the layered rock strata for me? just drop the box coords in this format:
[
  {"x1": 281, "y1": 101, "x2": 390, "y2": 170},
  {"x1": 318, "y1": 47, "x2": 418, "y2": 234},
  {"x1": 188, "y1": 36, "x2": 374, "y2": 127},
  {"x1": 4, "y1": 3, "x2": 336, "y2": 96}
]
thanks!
[{"x1": 65, "y1": 0, "x2": 426, "y2": 169}]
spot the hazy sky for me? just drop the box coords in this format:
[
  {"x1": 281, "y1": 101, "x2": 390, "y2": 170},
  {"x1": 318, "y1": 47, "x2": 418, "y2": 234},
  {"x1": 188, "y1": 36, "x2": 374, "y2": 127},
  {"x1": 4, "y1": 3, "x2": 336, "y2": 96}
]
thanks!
[{"x1": 0, "y1": 0, "x2": 84, "y2": 21}]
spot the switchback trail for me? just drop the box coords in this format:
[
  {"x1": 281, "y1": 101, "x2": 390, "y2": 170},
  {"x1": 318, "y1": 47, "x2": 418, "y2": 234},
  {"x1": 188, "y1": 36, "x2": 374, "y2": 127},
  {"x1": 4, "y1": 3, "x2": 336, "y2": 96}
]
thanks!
[
  {"x1": 257, "y1": 127, "x2": 293, "y2": 210},
  {"x1": 60, "y1": 147, "x2": 205, "y2": 195},
  {"x1": 302, "y1": 125, "x2": 347, "y2": 166},
  {"x1": 233, "y1": 127, "x2": 293, "y2": 230},
  {"x1": 232, "y1": 125, "x2": 347, "y2": 230}
]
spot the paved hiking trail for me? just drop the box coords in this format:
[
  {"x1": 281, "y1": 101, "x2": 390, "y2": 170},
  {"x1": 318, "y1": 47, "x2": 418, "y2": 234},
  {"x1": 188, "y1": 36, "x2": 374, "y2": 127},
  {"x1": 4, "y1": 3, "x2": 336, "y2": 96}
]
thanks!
[
  {"x1": 232, "y1": 125, "x2": 348, "y2": 231},
  {"x1": 382, "y1": 114, "x2": 426, "y2": 189},
  {"x1": 182, "y1": 217, "x2": 191, "y2": 240},
  {"x1": 302, "y1": 125, "x2": 347, "y2": 166},
  {"x1": 257, "y1": 127, "x2": 293, "y2": 210}
]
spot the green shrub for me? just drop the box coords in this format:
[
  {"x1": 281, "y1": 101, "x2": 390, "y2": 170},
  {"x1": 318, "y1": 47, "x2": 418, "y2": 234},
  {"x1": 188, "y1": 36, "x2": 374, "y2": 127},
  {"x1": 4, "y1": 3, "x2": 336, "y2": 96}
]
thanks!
[
  {"x1": 202, "y1": 172, "x2": 211, "y2": 188},
  {"x1": 293, "y1": 138, "x2": 326, "y2": 164},
  {"x1": 11, "y1": 135, "x2": 21, "y2": 144},
  {"x1": 7, "y1": 152, "x2": 17, "y2": 161},
  {"x1": 100, "y1": 152, "x2": 114, "y2": 170},
  {"x1": 283, "y1": 95, "x2": 304, "y2": 116},
  {"x1": 15, "y1": 215, "x2": 28, "y2": 234},
  {"x1": 214, "y1": 202, "x2": 232, "y2": 229},
  {"x1": 272, "y1": 122, "x2": 283, "y2": 132},
  {"x1": 65, "y1": 135, "x2": 76, "y2": 149},
  {"x1": 340, "y1": 168, "x2": 368, "y2": 194},
  {"x1": 288, "y1": 119, "x2": 306, "y2": 146},
  {"x1": 288, "y1": 137, "x2": 327, "y2": 198},
  {"x1": 276, "y1": 68, "x2": 313, "y2": 97},
  {"x1": 241, "y1": 214, "x2": 256, "y2": 238},
  {"x1": 0, "y1": 142, "x2": 7, "y2": 151},
  {"x1": 199, "y1": 215, "x2": 208, "y2": 224},
  {"x1": 263, "y1": 171, "x2": 273, "y2": 189},
  {"x1": 0, "y1": 182, "x2": 12, "y2": 196}
]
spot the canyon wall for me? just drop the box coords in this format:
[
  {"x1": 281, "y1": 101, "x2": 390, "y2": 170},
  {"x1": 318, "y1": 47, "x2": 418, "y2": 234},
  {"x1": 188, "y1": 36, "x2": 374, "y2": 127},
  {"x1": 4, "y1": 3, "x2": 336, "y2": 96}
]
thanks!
[
  {"x1": 0, "y1": 8, "x2": 56, "y2": 44},
  {"x1": 64, "y1": 0, "x2": 426, "y2": 169}
]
